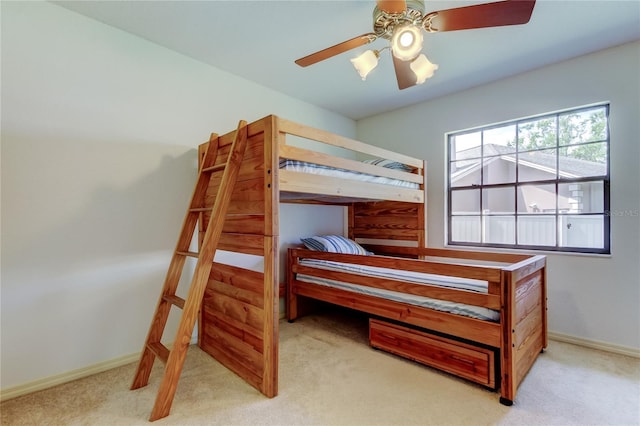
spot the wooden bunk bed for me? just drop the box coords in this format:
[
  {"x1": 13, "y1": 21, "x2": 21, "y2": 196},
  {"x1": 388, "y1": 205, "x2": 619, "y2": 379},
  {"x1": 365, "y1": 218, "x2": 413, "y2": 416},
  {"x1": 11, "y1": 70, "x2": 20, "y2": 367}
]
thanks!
[{"x1": 196, "y1": 114, "x2": 545, "y2": 407}]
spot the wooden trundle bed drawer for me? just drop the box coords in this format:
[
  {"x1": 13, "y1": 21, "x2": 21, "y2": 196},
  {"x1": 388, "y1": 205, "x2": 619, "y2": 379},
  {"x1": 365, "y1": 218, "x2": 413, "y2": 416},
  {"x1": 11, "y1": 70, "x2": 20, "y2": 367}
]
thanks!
[{"x1": 369, "y1": 319, "x2": 496, "y2": 388}]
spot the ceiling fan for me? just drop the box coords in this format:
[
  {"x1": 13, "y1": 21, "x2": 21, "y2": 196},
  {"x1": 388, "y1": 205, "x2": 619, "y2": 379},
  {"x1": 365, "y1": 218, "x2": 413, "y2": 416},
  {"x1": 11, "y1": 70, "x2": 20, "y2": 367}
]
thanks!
[{"x1": 295, "y1": 0, "x2": 536, "y2": 90}]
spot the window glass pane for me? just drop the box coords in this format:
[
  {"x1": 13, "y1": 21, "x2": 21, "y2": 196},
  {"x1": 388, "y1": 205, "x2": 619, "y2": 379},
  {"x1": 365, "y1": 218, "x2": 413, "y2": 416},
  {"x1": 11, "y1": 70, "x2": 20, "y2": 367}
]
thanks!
[
  {"x1": 451, "y1": 189, "x2": 480, "y2": 214},
  {"x1": 450, "y1": 159, "x2": 481, "y2": 187},
  {"x1": 517, "y1": 215, "x2": 556, "y2": 246},
  {"x1": 484, "y1": 215, "x2": 515, "y2": 244},
  {"x1": 482, "y1": 156, "x2": 516, "y2": 185},
  {"x1": 518, "y1": 148, "x2": 557, "y2": 182},
  {"x1": 518, "y1": 117, "x2": 557, "y2": 151},
  {"x1": 450, "y1": 131, "x2": 481, "y2": 160},
  {"x1": 446, "y1": 104, "x2": 609, "y2": 253},
  {"x1": 559, "y1": 142, "x2": 607, "y2": 177},
  {"x1": 518, "y1": 183, "x2": 556, "y2": 213},
  {"x1": 482, "y1": 187, "x2": 515, "y2": 213},
  {"x1": 483, "y1": 125, "x2": 516, "y2": 155},
  {"x1": 558, "y1": 181, "x2": 604, "y2": 213},
  {"x1": 451, "y1": 216, "x2": 481, "y2": 243},
  {"x1": 559, "y1": 215, "x2": 604, "y2": 249},
  {"x1": 559, "y1": 107, "x2": 607, "y2": 145}
]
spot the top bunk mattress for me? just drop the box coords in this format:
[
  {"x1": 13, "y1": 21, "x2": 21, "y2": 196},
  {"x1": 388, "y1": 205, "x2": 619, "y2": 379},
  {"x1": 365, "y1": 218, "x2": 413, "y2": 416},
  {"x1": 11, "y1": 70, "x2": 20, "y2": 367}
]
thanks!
[
  {"x1": 279, "y1": 159, "x2": 419, "y2": 189},
  {"x1": 296, "y1": 258, "x2": 500, "y2": 322}
]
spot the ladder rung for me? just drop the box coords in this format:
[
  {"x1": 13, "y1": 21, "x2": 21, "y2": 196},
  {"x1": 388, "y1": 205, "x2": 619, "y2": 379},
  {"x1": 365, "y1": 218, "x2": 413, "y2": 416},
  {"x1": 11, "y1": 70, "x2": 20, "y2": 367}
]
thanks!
[
  {"x1": 189, "y1": 207, "x2": 213, "y2": 212},
  {"x1": 147, "y1": 342, "x2": 170, "y2": 364},
  {"x1": 176, "y1": 251, "x2": 199, "y2": 258},
  {"x1": 202, "y1": 164, "x2": 225, "y2": 173},
  {"x1": 163, "y1": 294, "x2": 185, "y2": 309}
]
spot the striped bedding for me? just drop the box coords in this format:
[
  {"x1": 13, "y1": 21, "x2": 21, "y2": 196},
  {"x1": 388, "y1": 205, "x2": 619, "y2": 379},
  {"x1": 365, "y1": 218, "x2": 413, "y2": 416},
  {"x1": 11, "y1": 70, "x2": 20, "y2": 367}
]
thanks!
[
  {"x1": 296, "y1": 259, "x2": 500, "y2": 322},
  {"x1": 279, "y1": 159, "x2": 419, "y2": 189}
]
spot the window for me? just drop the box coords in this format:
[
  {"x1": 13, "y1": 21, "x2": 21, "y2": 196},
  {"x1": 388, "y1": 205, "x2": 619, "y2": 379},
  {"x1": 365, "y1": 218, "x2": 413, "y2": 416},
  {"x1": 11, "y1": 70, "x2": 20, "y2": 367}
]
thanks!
[{"x1": 447, "y1": 104, "x2": 610, "y2": 254}]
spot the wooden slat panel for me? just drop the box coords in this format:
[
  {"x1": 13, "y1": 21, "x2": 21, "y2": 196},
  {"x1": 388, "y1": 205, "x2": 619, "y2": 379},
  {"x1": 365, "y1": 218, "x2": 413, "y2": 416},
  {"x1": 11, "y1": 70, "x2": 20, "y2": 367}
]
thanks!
[
  {"x1": 294, "y1": 264, "x2": 500, "y2": 310},
  {"x1": 280, "y1": 170, "x2": 424, "y2": 203},
  {"x1": 513, "y1": 326, "x2": 544, "y2": 390},
  {"x1": 361, "y1": 245, "x2": 530, "y2": 265},
  {"x1": 210, "y1": 262, "x2": 265, "y2": 297},
  {"x1": 207, "y1": 156, "x2": 265, "y2": 183},
  {"x1": 353, "y1": 201, "x2": 421, "y2": 216},
  {"x1": 203, "y1": 292, "x2": 264, "y2": 331},
  {"x1": 352, "y1": 228, "x2": 420, "y2": 241},
  {"x1": 278, "y1": 117, "x2": 424, "y2": 169},
  {"x1": 199, "y1": 336, "x2": 264, "y2": 390},
  {"x1": 419, "y1": 247, "x2": 531, "y2": 264},
  {"x1": 352, "y1": 201, "x2": 423, "y2": 243},
  {"x1": 205, "y1": 177, "x2": 265, "y2": 204},
  {"x1": 291, "y1": 249, "x2": 503, "y2": 282},
  {"x1": 215, "y1": 117, "x2": 267, "y2": 148},
  {"x1": 515, "y1": 272, "x2": 543, "y2": 323},
  {"x1": 352, "y1": 215, "x2": 419, "y2": 229},
  {"x1": 280, "y1": 145, "x2": 423, "y2": 184},
  {"x1": 514, "y1": 306, "x2": 543, "y2": 351},
  {"x1": 201, "y1": 200, "x2": 264, "y2": 216},
  {"x1": 207, "y1": 278, "x2": 264, "y2": 309},
  {"x1": 360, "y1": 245, "x2": 421, "y2": 258},
  {"x1": 213, "y1": 135, "x2": 265, "y2": 164},
  {"x1": 218, "y1": 233, "x2": 265, "y2": 256},
  {"x1": 293, "y1": 280, "x2": 501, "y2": 347},
  {"x1": 202, "y1": 311, "x2": 263, "y2": 354},
  {"x1": 220, "y1": 214, "x2": 265, "y2": 235}
]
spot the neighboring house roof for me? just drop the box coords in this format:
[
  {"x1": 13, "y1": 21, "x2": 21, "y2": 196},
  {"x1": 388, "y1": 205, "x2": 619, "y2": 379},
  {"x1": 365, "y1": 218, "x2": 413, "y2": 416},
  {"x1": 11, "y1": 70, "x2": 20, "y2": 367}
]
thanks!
[{"x1": 451, "y1": 144, "x2": 606, "y2": 182}]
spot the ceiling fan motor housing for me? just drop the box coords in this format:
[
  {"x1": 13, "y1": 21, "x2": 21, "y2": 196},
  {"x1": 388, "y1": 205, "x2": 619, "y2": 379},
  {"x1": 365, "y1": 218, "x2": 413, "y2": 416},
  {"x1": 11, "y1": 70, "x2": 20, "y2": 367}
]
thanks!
[{"x1": 373, "y1": 0, "x2": 425, "y2": 39}]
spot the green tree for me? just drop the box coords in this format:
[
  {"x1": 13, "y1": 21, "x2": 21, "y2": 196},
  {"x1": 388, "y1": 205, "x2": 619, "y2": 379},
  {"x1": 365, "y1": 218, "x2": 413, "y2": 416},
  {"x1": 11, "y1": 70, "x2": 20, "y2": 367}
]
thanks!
[{"x1": 508, "y1": 108, "x2": 607, "y2": 163}]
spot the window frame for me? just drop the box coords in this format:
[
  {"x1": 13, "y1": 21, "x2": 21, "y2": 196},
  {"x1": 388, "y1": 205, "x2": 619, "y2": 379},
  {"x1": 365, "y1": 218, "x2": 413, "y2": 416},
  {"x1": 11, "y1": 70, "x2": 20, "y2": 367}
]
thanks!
[{"x1": 446, "y1": 103, "x2": 611, "y2": 255}]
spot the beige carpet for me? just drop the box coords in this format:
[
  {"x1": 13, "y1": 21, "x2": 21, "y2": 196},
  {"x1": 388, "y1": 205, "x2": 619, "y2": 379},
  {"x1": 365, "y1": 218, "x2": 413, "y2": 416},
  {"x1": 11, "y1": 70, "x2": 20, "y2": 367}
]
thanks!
[{"x1": 2, "y1": 309, "x2": 639, "y2": 426}]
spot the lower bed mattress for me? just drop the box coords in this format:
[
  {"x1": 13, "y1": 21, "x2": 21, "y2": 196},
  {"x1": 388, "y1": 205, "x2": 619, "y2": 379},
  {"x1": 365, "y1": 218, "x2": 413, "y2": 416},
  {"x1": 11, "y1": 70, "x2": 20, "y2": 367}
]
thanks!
[{"x1": 296, "y1": 258, "x2": 500, "y2": 322}]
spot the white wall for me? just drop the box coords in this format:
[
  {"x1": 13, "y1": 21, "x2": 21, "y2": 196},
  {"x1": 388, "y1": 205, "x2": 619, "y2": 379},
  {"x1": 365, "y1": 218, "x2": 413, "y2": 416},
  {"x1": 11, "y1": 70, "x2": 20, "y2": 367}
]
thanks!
[
  {"x1": 357, "y1": 41, "x2": 640, "y2": 352},
  {"x1": 0, "y1": 1, "x2": 349, "y2": 391}
]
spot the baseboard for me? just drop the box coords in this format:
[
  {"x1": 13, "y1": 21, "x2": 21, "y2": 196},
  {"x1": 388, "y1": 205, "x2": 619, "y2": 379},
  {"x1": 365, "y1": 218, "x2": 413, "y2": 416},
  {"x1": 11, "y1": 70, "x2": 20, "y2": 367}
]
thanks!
[
  {"x1": 0, "y1": 351, "x2": 140, "y2": 402},
  {"x1": 1, "y1": 335, "x2": 199, "y2": 402},
  {"x1": 549, "y1": 331, "x2": 640, "y2": 358}
]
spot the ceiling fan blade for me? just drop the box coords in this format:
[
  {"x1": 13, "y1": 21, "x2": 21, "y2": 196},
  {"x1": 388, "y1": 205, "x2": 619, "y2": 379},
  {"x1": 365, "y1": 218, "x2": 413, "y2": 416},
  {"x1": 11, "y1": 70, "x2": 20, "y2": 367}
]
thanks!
[
  {"x1": 424, "y1": 0, "x2": 536, "y2": 32},
  {"x1": 376, "y1": 0, "x2": 407, "y2": 14},
  {"x1": 392, "y1": 55, "x2": 417, "y2": 90},
  {"x1": 295, "y1": 33, "x2": 377, "y2": 67}
]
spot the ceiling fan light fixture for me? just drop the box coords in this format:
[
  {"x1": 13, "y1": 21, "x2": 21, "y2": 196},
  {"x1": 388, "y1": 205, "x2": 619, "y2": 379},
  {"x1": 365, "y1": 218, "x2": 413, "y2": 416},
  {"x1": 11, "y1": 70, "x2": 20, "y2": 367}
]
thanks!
[
  {"x1": 410, "y1": 53, "x2": 438, "y2": 84},
  {"x1": 350, "y1": 49, "x2": 380, "y2": 80},
  {"x1": 390, "y1": 23, "x2": 423, "y2": 61}
]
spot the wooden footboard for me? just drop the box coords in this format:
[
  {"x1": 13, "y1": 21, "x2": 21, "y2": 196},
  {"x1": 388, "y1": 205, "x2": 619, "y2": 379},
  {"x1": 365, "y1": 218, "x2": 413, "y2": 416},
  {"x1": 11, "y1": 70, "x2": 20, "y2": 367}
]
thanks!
[{"x1": 500, "y1": 255, "x2": 547, "y2": 405}]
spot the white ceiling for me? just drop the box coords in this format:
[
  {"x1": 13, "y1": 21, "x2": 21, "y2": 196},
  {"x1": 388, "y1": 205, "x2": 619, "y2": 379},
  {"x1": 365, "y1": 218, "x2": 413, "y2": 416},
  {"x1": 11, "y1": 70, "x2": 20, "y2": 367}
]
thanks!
[{"x1": 55, "y1": 0, "x2": 640, "y2": 120}]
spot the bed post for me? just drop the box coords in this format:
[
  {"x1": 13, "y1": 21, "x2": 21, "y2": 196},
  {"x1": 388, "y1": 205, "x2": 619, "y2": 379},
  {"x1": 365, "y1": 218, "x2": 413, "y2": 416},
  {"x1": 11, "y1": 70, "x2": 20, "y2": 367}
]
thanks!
[
  {"x1": 286, "y1": 248, "x2": 298, "y2": 322},
  {"x1": 500, "y1": 269, "x2": 516, "y2": 406},
  {"x1": 500, "y1": 257, "x2": 547, "y2": 405},
  {"x1": 262, "y1": 115, "x2": 279, "y2": 398}
]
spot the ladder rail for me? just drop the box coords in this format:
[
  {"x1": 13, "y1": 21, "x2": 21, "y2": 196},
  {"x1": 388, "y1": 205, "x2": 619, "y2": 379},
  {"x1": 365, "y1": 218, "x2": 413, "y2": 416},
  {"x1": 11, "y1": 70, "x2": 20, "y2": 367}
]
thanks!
[
  {"x1": 130, "y1": 132, "x2": 219, "y2": 391},
  {"x1": 130, "y1": 120, "x2": 249, "y2": 422},
  {"x1": 149, "y1": 121, "x2": 248, "y2": 421}
]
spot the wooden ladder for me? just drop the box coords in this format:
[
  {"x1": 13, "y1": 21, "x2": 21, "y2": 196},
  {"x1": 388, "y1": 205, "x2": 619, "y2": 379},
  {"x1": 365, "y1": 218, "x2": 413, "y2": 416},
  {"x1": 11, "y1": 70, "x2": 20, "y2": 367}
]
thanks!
[{"x1": 131, "y1": 120, "x2": 248, "y2": 421}]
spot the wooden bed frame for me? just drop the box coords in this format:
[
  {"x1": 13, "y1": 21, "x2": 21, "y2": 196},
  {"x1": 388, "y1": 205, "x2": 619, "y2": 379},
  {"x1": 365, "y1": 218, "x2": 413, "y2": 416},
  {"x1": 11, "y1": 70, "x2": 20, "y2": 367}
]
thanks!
[
  {"x1": 286, "y1": 246, "x2": 547, "y2": 405},
  {"x1": 196, "y1": 115, "x2": 426, "y2": 399},
  {"x1": 195, "y1": 114, "x2": 545, "y2": 407}
]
